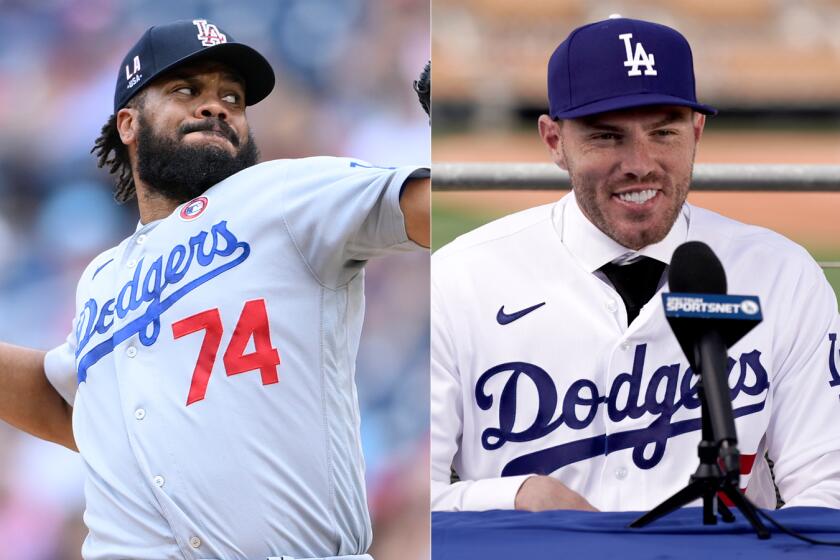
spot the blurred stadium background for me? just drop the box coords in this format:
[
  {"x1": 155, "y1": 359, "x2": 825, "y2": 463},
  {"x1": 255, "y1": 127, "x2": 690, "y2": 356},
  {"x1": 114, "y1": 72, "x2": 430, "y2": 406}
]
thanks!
[
  {"x1": 0, "y1": 1, "x2": 429, "y2": 559},
  {"x1": 431, "y1": 0, "x2": 840, "y2": 299}
]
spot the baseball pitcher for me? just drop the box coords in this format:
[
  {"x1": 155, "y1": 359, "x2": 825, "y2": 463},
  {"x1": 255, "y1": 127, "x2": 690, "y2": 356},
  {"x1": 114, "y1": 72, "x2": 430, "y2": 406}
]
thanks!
[{"x1": 0, "y1": 19, "x2": 430, "y2": 560}]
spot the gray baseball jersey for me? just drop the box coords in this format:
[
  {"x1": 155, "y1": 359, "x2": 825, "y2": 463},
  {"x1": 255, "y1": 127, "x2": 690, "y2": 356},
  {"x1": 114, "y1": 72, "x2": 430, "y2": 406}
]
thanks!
[
  {"x1": 44, "y1": 157, "x2": 427, "y2": 559},
  {"x1": 432, "y1": 193, "x2": 840, "y2": 512}
]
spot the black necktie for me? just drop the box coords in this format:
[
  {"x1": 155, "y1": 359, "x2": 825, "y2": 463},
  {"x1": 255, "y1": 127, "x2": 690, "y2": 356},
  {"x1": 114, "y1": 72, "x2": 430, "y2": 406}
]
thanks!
[{"x1": 599, "y1": 257, "x2": 666, "y2": 324}]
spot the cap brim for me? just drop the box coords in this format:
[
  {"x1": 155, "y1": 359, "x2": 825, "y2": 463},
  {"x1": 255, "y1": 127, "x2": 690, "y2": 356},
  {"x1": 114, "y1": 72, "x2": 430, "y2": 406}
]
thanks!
[
  {"x1": 551, "y1": 93, "x2": 717, "y2": 119},
  {"x1": 153, "y1": 42, "x2": 275, "y2": 106}
]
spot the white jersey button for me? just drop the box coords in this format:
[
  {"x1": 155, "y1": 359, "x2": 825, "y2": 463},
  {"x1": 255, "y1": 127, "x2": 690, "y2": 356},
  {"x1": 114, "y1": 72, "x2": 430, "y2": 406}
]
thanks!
[
  {"x1": 615, "y1": 466, "x2": 628, "y2": 480},
  {"x1": 189, "y1": 536, "x2": 201, "y2": 548},
  {"x1": 153, "y1": 475, "x2": 165, "y2": 488},
  {"x1": 126, "y1": 346, "x2": 137, "y2": 358},
  {"x1": 620, "y1": 341, "x2": 630, "y2": 351},
  {"x1": 134, "y1": 408, "x2": 146, "y2": 420},
  {"x1": 606, "y1": 300, "x2": 618, "y2": 313},
  {"x1": 136, "y1": 234, "x2": 147, "y2": 245},
  {"x1": 127, "y1": 259, "x2": 137, "y2": 269}
]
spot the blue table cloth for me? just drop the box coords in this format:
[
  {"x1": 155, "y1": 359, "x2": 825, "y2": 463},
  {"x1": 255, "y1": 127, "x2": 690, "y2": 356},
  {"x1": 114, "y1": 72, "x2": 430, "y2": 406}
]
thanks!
[{"x1": 433, "y1": 507, "x2": 840, "y2": 559}]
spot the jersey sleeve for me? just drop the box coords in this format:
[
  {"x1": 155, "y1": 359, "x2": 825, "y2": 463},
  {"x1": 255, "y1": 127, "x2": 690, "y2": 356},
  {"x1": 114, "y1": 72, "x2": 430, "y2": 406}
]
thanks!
[
  {"x1": 43, "y1": 320, "x2": 79, "y2": 406},
  {"x1": 430, "y1": 262, "x2": 531, "y2": 511},
  {"x1": 280, "y1": 157, "x2": 429, "y2": 287},
  {"x1": 765, "y1": 256, "x2": 840, "y2": 507}
]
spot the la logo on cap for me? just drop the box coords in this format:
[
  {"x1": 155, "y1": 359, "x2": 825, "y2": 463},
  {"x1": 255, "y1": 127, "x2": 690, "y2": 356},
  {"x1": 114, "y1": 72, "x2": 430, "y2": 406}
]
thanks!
[
  {"x1": 124, "y1": 55, "x2": 142, "y2": 89},
  {"x1": 619, "y1": 33, "x2": 657, "y2": 76},
  {"x1": 193, "y1": 19, "x2": 227, "y2": 47}
]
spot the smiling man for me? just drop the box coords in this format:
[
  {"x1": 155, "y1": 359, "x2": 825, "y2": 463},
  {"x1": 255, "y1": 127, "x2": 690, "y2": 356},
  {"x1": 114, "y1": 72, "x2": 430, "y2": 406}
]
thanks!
[
  {"x1": 0, "y1": 19, "x2": 429, "y2": 560},
  {"x1": 540, "y1": 107, "x2": 702, "y2": 251},
  {"x1": 431, "y1": 16, "x2": 840, "y2": 513}
]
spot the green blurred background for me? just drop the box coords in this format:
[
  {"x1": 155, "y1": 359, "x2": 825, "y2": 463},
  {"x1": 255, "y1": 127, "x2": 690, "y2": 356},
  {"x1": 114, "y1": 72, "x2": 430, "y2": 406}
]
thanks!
[{"x1": 431, "y1": 0, "x2": 840, "y2": 300}]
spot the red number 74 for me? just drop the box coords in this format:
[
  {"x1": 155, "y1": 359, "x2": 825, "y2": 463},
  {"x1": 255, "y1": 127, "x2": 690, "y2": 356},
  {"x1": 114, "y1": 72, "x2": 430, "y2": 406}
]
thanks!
[{"x1": 172, "y1": 299, "x2": 281, "y2": 406}]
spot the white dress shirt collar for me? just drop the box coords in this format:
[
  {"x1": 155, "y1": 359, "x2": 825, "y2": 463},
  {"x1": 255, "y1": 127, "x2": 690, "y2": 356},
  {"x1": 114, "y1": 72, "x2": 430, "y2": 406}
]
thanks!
[{"x1": 554, "y1": 191, "x2": 690, "y2": 272}]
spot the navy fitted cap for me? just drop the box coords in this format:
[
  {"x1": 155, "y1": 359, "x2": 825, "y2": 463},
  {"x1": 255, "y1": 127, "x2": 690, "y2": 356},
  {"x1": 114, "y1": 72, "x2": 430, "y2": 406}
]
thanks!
[
  {"x1": 114, "y1": 19, "x2": 275, "y2": 113},
  {"x1": 548, "y1": 16, "x2": 716, "y2": 119}
]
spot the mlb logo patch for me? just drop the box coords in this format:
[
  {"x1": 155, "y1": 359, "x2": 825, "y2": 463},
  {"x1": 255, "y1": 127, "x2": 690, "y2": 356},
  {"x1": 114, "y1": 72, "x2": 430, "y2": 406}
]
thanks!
[{"x1": 179, "y1": 196, "x2": 209, "y2": 221}]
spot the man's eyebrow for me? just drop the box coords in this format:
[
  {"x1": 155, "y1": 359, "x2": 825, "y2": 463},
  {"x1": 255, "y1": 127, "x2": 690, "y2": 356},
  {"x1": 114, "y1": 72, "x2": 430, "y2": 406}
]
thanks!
[
  {"x1": 577, "y1": 118, "x2": 624, "y2": 132},
  {"x1": 220, "y1": 72, "x2": 245, "y2": 87},
  {"x1": 645, "y1": 112, "x2": 690, "y2": 129},
  {"x1": 164, "y1": 71, "x2": 245, "y2": 88},
  {"x1": 578, "y1": 111, "x2": 690, "y2": 132}
]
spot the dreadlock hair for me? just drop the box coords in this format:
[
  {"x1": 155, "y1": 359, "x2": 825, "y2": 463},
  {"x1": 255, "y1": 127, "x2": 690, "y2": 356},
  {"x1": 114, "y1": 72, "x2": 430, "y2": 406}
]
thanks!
[{"x1": 91, "y1": 91, "x2": 146, "y2": 204}]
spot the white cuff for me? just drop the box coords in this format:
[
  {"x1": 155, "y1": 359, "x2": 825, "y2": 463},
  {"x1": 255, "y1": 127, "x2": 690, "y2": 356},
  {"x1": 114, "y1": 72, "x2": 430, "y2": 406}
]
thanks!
[
  {"x1": 432, "y1": 474, "x2": 534, "y2": 511},
  {"x1": 44, "y1": 344, "x2": 78, "y2": 406}
]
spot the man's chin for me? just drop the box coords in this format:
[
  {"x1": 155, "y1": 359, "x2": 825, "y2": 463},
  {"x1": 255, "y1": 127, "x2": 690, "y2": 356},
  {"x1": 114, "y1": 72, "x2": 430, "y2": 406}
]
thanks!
[
  {"x1": 605, "y1": 202, "x2": 683, "y2": 249},
  {"x1": 611, "y1": 226, "x2": 669, "y2": 251},
  {"x1": 138, "y1": 150, "x2": 249, "y2": 203},
  {"x1": 135, "y1": 115, "x2": 259, "y2": 204}
]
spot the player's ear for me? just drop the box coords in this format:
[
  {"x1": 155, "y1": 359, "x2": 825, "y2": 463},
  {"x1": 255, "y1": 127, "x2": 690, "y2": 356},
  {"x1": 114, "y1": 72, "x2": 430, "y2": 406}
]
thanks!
[
  {"x1": 692, "y1": 111, "x2": 706, "y2": 144},
  {"x1": 116, "y1": 107, "x2": 140, "y2": 146},
  {"x1": 538, "y1": 115, "x2": 568, "y2": 170}
]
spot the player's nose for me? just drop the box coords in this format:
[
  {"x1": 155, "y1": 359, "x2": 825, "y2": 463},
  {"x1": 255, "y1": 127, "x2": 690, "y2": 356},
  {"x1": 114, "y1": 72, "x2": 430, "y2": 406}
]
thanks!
[
  {"x1": 619, "y1": 137, "x2": 656, "y2": 179},
  {"x1": 195, "y1": 95, "x2": 228, "y2": 121}
]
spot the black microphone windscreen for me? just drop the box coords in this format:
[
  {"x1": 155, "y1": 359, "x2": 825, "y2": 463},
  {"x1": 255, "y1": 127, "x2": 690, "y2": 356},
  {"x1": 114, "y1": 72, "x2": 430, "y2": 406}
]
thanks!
[{"x1": 668, "y1": 241, "x2": 727, "y2": 294}]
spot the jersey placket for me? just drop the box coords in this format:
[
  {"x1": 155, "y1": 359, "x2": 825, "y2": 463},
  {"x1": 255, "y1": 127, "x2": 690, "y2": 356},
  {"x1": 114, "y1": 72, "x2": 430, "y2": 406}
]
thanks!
[
  {"x1": 600, "y1": 277, "x2": 651, "y2": 511},
  {"x1": 112, "y1": 223, "x2": 202, "y2": 554}
]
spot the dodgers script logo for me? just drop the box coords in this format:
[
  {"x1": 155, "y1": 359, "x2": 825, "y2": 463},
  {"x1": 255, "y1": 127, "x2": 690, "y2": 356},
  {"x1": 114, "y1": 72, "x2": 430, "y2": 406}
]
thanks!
[
  {"x1": 475, "y1": 344, "x2": 769, "y2": 476},
  {"x1": 74, "y1": 220, "x2": 249, "y2": 382},
  {"x1": 619, "y1": 33, "x2": 657, "y2": 76}
]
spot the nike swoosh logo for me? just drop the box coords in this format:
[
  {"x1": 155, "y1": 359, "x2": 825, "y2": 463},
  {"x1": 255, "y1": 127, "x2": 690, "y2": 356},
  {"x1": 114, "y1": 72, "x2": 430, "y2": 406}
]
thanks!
[{"x1": 496, "y1": 302, "x2": 546, "y2": 325}]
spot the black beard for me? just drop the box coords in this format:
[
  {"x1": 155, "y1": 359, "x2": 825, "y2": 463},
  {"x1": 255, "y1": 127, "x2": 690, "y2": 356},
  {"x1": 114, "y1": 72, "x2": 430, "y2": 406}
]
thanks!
[{"x1": 135, "y1": 115, "x2": 259, "y2": 203}]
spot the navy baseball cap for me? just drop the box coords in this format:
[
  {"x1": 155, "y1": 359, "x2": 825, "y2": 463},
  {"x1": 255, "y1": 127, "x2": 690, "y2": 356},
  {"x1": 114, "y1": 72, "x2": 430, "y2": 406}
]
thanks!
[
  {"x1": 114, "y1": 19, "x2": 275, "y2": 113},
  {"x1": 548, "y1": 16, "x2": 716, "y2": 119}
]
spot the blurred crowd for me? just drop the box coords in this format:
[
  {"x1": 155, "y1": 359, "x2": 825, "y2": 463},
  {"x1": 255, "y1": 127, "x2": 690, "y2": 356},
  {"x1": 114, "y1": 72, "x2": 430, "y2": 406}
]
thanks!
[
  {"x1": 0, "y1": 1, "x2": 430, "y2": 558},
  {"x1": 434, "y1": 0, "x2": 840, "y2": 116}
]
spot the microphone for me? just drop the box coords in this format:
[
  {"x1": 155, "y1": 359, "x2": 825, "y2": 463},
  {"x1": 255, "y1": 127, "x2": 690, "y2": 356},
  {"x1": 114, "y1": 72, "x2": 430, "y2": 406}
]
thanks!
[
  {"x1": 668, "y1": 241, "x2": 727, "y2": 294},
  {"x1": 663, "y1": 241, "x2": 763, "y2": 479},
  {"x1": 630, "y1": 243, "x2": 771, "y2": 538}
]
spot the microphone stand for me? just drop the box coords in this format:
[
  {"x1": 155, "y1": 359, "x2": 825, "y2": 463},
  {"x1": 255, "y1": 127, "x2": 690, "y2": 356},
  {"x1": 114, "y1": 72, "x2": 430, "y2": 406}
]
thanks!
[{"x1": 629, "y1": 331, "x2": 770, "y2": 539}]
